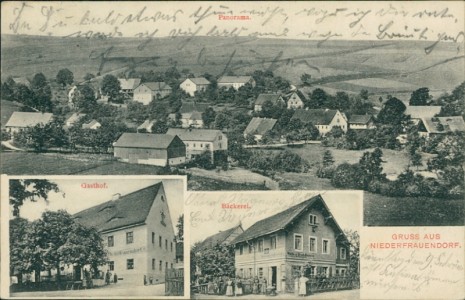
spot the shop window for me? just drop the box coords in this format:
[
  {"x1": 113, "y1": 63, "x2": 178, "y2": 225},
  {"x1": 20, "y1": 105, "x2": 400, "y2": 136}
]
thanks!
[
  {"x1": 294, "y1": 234, "x2": 303, "y2": 251},
  {"x1": 126, "y1": 232, "x2": 133, "y2": 244},
  {"x1": 127, "y1": 259, "x2": 134, "y2": 270}
]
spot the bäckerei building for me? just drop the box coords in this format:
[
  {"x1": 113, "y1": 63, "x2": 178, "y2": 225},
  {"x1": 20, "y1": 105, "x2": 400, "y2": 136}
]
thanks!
[
  {"x1": 232, "y1": 194, "x2": 350, "y2": 293},
  {"x1": 74, "y1": 182, "x2": 177, "y2": 285}
]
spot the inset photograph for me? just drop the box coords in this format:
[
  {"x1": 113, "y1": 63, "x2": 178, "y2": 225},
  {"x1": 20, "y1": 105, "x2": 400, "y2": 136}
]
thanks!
[
  {"x1": 189, "y1": 191, "x2": 361, "y2": 299},
  {"x1": 6, "y1": 176, "x2": 186, "y2": 298}
]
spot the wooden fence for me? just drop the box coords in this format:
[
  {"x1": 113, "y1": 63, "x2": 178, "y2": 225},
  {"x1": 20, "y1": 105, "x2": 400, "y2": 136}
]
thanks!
[{"x1": 165, "y1": 268, "x2": 184, "y2": 296}]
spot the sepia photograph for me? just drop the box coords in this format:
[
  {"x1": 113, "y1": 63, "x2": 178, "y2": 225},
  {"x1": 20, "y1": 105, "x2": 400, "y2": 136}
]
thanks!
[
  {"x1": 3, "y1": 176, "x2": 186, "y2": 298},
  {"x1": 188, "y1": 190, "x2": 361, "y2": 299}
]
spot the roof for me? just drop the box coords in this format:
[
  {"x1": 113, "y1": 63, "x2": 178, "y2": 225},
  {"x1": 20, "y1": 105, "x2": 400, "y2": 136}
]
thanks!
[
  {"x1": 118, "y1": 78, "x2": 141, "y2": 90},
  {"x1": 113, "y1": 133, "x2": 179, "y2": 149},
  {"x1": 188, "y1": 111, "x2": 203, "y2": 120},
  {"x1": 179, "y1": 102, "x2": 209, "y2": 114},
  {"x1": 139, "y1": 82, "x2": 172, "y2": 91},
  {"x1": 65, "y1": 113, "x2": 86, "y2": 124},
  {"x1": 255, "y1": 94, "x2": 284, "y2": 106},
  {"x1": 74, "y1": 183, "x2": 162, "y2": 232},
  {"x1": 244, "y1": 117, "x2": 277, "y2": 136},
  {"x1": 166, "y1": 128, "x2": 222, "y2": 142},
  {"x1": 422, "y1": 116, "x2": 465, "y2": 133},
  {"x1": 137, "y1": 119, "x2": 155, "y2": 131},
  {"x1": 285, "y1": 90, "x2": 307, "y2": 101},
  {"x1": 405, "y1": 106, "x2": 441, "y2": 119},
  {"x1": 291, "y1": 109, "x2": 338, "y2": 125},
  {"x1": 349, "y1": 114, "x2": 373, "y2": 124},
  {"x1": 184, "y1": 77, "x2": 210, "y2": 85},
  {"x1": 82, "y1": 120, "x2": 100, "y2": 129},
  {"x1": 197, "y1": 225, "x2": 244, "y2": 251},
  {"x1": 5, "y1": 112, "x2": 53, "y2": 128},
  {"x1": 218, "y1": 76, "x2": 253, "y2": 84},
  {"x1": 233, "y1": 195, "x2": 347, "y2": 244},
  {"x1": 12, "y1": 77, "x2": 31, "y2": 86}
]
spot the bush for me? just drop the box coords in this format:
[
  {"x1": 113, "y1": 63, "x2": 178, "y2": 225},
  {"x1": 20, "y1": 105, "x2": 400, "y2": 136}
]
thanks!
[
  {"x1": 331, "y1": 163, "x2": 365, "y2": 189},
  {"x1": 316, "y1": 166, "x2": 335, "y2": 179}
]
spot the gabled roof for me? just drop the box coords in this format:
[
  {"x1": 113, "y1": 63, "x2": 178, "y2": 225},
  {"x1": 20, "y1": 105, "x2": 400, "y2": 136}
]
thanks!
[
  {"x1": 291, "y1": 109, "x2": 338, "y2": 125},
  {"x1": 197, "y1": 224, "x2": 244, "y2": 251},
  {"x1": 65, "y1": 113, "x2": 86, "y2": 125},
  {"x1": 349, "y1": 114, "x2": 373, "y2": 124},
  {"x1": 118, "y1": 78, "x2": 141, "y2": 90},
  {"x1": 218, "y1": 76, "x2": 253, "y2": 84},
  {"x1": 137, "y1": 119, "x2": 156, "y2": 131},
  {"x1": 179, "y1": 102, "x2": 209, "y2": 114},
  {"x1": 82, "y1": 119, "x2": 100, "y2": 129},
  {"x1": 166, "y1": 128, "x2": 222, "y2": 142},
  {"x1": 74, "y1": 183, "x2": 162, "y2": 232},
  {"x1": 405, "y1": 106, "x2": 441, "y2": 119},
  {"x1": 113, "y1": 133, "x2": 180, "y2": 149},
  {"x1": 285, "y1": 90, "x2": 307, "y2": 102},
  {"x1": 422, "y1": 116, "x2": 465, "y2": 133},
  {"x1": 187, "y1": 111, "x2": 203, "y2": 121},
  {"x1": 5, "y1": 112, "x2": 53, "y2": 128},
  {"x1": 244, "y1": 117, "x2": 277, "y2": 136},
  {"x1": 233, "y1": 195, "x2": 347, "y2": 244},
  {"x1": 255, "y1": 94, "x2": 284, "y2": 106},
  {"x1": 184, "y1": 77, "x2": 210, "y2": 85},
  {"x1": 139, "y1": 82, "x2": 172, "y2": 91}
]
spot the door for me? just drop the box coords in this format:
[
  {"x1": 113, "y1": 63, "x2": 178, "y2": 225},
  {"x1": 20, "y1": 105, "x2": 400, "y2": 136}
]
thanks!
[
  {"x1": 73, "y1": 266, "x2": 81, "y2": 281},
  {"x1": 271, "y1": 266, "x2": 277, "y2": 288}
]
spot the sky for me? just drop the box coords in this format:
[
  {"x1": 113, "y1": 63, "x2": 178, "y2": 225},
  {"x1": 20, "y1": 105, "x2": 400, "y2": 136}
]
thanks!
[
  {"x1": 14, "y1": 176, "x2": 185, "y2": 233},
  {"x1": 188, "y1": 190, "x2": 362, "y2": 244},
  {"x1": 1, "y1": 1, "x2": 463, "y2": 43}
]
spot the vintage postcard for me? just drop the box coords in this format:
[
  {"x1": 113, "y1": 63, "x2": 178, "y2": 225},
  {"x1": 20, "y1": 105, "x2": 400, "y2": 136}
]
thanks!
[{"x1": 1, "y1": 0, "x2": 464, "y2": 299}]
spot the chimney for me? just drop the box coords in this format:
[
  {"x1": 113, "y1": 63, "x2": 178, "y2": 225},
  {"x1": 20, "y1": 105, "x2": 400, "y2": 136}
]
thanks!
[{"x1": 112, "y1": 193, "x2": 121, "y2": 201}]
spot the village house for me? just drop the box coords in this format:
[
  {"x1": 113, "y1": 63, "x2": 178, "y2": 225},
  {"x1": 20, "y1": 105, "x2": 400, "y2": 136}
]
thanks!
[
  {"x1": 405, "y1": 106, "x2": 442, "y2": 121},
  {"x1": 348, "y1": 115, "x2": 376, "y2": 130},
  {"x1": 81, "y1": 119, "x2": 101, "y2": 130},
  {"x1": 118, "y1": 78, "x2": 141, "y2": 95},
  {"x1": 64, "y1": 112, "x2": 86, "y2": 128},
  {"x1": 244, "y1": 117, "x2": 278, "y2": 141},
  {"x1": 113, "y1": 133, "x2": 186, "y2": 166},
  {"x1": 194, "y1": 224, "x2": 244, "y2": 277},
  {"x1": 233, "y1": 195, "x2": 350, "y2": 294},
  {"x1": 418, "y1": 116, "x2": 465, "y2": 137},
  {"x1": 133, "y1": 82, "x2": 172, "y2": 105},
  {"x1": 217, "y1": 76, "x2": 256, "y2": 90},
  {"x1": 137, "y1": 120, "x2": 156, "y2": 133},
  {"x1": 73, "y1": 182, "x2": 177, "y2": 284},
  {"x1": 5, "y1": 112, "x2": 54, "y2": 134},
  {"x1": 291, "y1": 109, "x2": 348, "y2": 135},
  {"x1": 166, "y1": 128, "x2": 227, "y2": 162},
  {"x1": 254, "y1": 94, "x2": 286, "y2": 112},
  {"x1": 179, "y1": 77, "x2": 210, "y2": 96},
  {"x1": 285, "y1": 90, "x2": 306, "y2": 109}
]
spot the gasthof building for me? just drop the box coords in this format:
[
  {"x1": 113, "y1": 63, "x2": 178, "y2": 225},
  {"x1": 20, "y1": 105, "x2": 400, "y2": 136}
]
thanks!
[
  {"x1": 74, "y1": 182, "x2": 177, "y2": 285},
  {"x1": 232, "y1": 194, "x2": 350, "y2": 293}
]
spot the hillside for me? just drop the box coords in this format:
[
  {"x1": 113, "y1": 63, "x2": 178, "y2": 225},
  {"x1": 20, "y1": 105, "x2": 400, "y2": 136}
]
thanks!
[{"x1": 1, "y1": 35, "x2": 463, "y2": 96}]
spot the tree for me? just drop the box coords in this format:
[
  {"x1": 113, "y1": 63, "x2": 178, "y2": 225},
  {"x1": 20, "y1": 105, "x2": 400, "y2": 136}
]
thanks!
[
  {"x1": 56, "y1": 68, "x2": 74, "y2": 88},
  {"x1": 344, "y1": 230, "x2": 360, "y2": 275},
  {"x1": 376, "y1": 97, "x2": 406, "y2": 125},
  {"x1": 309, "y1": 88, "x2": 327, "y2": 108},
  {"x1": 9, "y1": 179, "x2": 61, "y2": 217},
  {"x1": 202, "y1": 107, "x2": 216, "y2": 129},
  {"x1": 411, "y1": 152, "x2": 422, "y2": 170},
  {"x1": 73, "y1": 84, "x2": 97, "y2": 112},
  {"x1": 409, "y1": 87, "x2": 430, "y2": 106},
  {"x1": 301, "y1": 73, "x2": 311, "y2": 86},
  {"x1": 31, "y1": 73, "x2": 48, "y2": 90},
  {"x1": 176, "y1": 215, "x2": 184, "y2": 241},
  {"x1": 10, "y1": 218, "x2": 31, "y2": 283},
  {"x1": 151, "y1": 119, "x2": 169, "y2": 134},
  {"x1": 358, "y1": 148, "x2": 385, "y2": 187},
  {"x1": 359, "y1": 89, "x2": 369, "y2": 101},
  {"x1": 333, "y1": 91, "x2": 350, "y2": 111},
  {"x1": 331, "y1": 163, "x2": 365, "y2": 189},
  {"x1": 322, "y1": 150, "x2": 335, "y2": 168},
  {"x1": 194, "y1": 244, "x2": 235, "y2": 278},
  {"x1": 101, "y1": 74, "x2": 121, "y2": 101},
  {"x1": 83, "y1": 73, "x2": 95, "y2": 82}
]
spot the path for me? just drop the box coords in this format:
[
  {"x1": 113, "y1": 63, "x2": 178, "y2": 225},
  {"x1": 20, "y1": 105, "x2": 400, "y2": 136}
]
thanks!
[{"x1": 1, "y1": 140, "x2": 25, "y2": 151}]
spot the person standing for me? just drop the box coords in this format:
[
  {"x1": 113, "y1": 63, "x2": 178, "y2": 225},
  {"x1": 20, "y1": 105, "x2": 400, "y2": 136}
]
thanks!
[
  {"x1": 299, "y1": 273, "x2": 309, "y2": 296},
  {"x1": 260, "y1": 277, "x2": 267, "y2": 294},
  {"x1": 113, "y1": 273, "x2": 118, "y2": 284},
  {"x1": 252, "y1": 276, "x2": 259, "y2": 294},
  {"x1": 235, "y1": 276, "x2": 243, "y2": 296},
  {"x1": 105, "y1": 270, "x2": 111, "y2": 285},
  {"x1": 225, "y1": 277, "x2": 234, "y2": 297}
]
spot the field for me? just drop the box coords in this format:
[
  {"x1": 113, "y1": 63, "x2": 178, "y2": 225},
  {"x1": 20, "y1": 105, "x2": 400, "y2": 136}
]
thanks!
[
  {"x1": 1, "y1": 100, "x2": 23, "y2": 127},
  {"x1": 1, "y1": 35, "x2": 463, "y2": 98}
]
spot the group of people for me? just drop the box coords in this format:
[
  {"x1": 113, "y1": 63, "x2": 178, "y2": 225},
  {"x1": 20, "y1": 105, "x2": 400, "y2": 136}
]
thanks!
[
  {"x1": 104, "y1": 270, "x2": 117, "y2": 285},
  {"x1": 195, "y1": 275, "x2": 270, "y2": 296}
]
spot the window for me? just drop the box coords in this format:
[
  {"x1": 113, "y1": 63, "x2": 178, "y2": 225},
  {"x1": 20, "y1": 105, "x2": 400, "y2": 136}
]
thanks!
[
  {"x1": 309, "y1": 237, "x2": 317, "y2": 253},
  {"x1": 108, "y1": 236, "x2": 114, "y2": 247},
  {"x1": 193, "y1": 143, "x2": 196, "y2": 147},
  {"x1": 219, "y1": 135, "x2": 222, "y2": 140},
  {"x1": 294, "y1": 234, "x2": 303, "y2": 251},
  {"x1": 171, "y1": 242, "x2": 173, "y2": 252},
  {"x1": 270, "y1": 236, "x2": 277, "y2": 249},
  {"x1": 126, "y1": 232, "x2": 133, "y2": 244},
  {"x1": 109, "y1": 261, "x2": 114, "y2": 271},
  {"x1": 258, "y1": 268, "x2": 263, "y2": 277},
  {"x1": 161, "y1": 195, "x2": 165, "y2": 202},
  {"x1": 152, "y1": 259, "x2": 156, "y2": 270},
  {"x1": 258, "y1": 239, "x2": 264, "y2": 252},
  {"x1": 309, "y1": 266, "x2": 316, "y2": 277},
  {"x1": 165, "y1": 262, "x2": 168, "y2": 270},
  {"x1": 239, "y1": 245, "x2": 243, "y2": 255},
  {"x1": 159, "y1": 261, "x2": 163, "y2": 271},
  {"x1": 309, "y1": 214, "x2": 317, "y2": 225},
  {"x1": 127, "y1": 259, "x2": 134, "y2": 270},
  {"x1": 165, "y1": 239, "x2": 168, "y2": 250},
  {"x1": 248, "y1": 243, "x2": 253, "y2": 253},
  {"x1": 200, "y1": 143, "x2": 203, "y2": 148},
  {"x1": 239, "y1": 269, "x2": 243, "y2": 278},
  {"x1": 323, "y1": 239, "x2": 330, "y2": 254},
  {"x1": 340, "y1": 248, "x2": 347, "y2": 259},
  {"x1": 152, "y1": 232, "x2": 155, "y2": 244},
  {"x1": 159, "y1": 236, "x2": 162, "y2": 247}
]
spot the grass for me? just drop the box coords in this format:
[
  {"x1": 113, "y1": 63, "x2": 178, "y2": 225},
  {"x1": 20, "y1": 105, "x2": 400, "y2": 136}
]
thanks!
[
  {"x1": 187, "y1": 175, "x2": 269, "y2": 191},
  {"x1": 1, "y1": 100, "x2": 23, "y2": 127},
  {"x1": 364, "y1": 192, "x2": 464, "y2": 226}
]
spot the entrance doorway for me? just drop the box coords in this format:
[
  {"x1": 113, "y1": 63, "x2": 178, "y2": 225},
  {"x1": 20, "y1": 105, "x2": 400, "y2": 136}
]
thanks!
[{"x1": 271, "y1": 266, "x2": 277, "y2": 288}]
